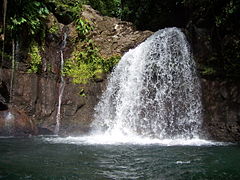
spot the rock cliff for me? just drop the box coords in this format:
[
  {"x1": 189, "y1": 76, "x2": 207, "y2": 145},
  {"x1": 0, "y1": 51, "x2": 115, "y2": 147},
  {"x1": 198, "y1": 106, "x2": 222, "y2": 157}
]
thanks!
[
  {"x1": 0, "y1": 6, "x2": 240, "y2": 142},
  {"x1": 187, "y1": 25, "x2": 240, "y2": 142},
  {"x1": 0, "y1": 6, "x2": 152, "y2": 136}
]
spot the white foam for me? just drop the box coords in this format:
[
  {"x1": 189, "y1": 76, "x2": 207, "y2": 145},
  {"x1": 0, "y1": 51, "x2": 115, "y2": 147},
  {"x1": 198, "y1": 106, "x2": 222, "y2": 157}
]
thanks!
[
  {"x1": 43, "y1": 134, "x2": 227, "y2": 146},
  {"x1": 175, "y1": 161, "x2": 191, "y2": 164},
  {"x1": 0, "y1": 136, "x2": 14, "y2": 139},
  {"x1": 5, "y1": 112, "x2": 14, "y2": 120}
]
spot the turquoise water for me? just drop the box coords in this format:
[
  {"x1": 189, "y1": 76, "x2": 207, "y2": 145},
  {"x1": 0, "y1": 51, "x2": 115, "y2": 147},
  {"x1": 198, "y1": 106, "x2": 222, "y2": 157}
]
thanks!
[{"x1": 0, "y1": 137, "x2": 240, "y2": 180}]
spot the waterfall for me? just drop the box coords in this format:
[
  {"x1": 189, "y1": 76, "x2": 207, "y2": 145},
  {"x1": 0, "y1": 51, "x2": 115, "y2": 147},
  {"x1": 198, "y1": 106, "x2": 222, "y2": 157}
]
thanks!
[
  {"x1": 92, "y1": 27, "x2": 202, "y2": 140},
  {"x1": 54, "y1": 31, "x2": 67, "y2": 134}
]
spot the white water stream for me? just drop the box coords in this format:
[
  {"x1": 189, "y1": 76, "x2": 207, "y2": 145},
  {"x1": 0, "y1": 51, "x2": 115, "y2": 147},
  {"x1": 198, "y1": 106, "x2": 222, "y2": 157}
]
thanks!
[
  {"x1": 92, "y1": 27, "x2": 202, "y2": 140},
  {"x1": 10, "y1": 39, "x2": 16, "y2": 103},
  {"x1": 54, "y1": 32, "x2": 67, "y2": 134}
]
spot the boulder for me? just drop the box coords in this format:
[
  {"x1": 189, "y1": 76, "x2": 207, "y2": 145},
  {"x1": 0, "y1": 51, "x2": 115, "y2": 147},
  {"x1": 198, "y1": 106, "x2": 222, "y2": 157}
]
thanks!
[{"x1": 82, "y1": 5, "x2": 153, "y2": 57}]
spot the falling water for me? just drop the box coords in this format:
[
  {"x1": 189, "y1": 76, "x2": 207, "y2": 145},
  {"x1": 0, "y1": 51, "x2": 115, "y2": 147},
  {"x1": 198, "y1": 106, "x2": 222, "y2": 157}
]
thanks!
[
  {"x1": 10, "y1": 39, "x2": 15, "y2": 103},
  {"x1": 54, "y1": 31, "x2": 67, "y2": 134},
  {"x1": 9, "y1": 40, "x2": 19, "y2": 103},
  {"x1": 92, "y1": 27, "x2": 203, "y2": 140},
  {"x1": 4, "y1": 111, "x2": 14, "y2": 134}
]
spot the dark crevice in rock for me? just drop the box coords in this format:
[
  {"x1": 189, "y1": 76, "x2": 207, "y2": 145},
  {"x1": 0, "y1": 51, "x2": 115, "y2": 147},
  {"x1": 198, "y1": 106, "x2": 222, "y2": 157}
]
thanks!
[{"x1": 0, "y1": 81, "x2": 10, "y2": 103}]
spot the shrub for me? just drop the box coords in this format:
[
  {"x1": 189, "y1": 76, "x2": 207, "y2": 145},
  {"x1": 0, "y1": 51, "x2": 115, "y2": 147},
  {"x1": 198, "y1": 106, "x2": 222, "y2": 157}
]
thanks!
[
  {"x1": 28, "y1": 42, "x2": 42, "y2": 73},
  {"x1": 64, "y1": 40, "x2": 120, "y2": 84}
]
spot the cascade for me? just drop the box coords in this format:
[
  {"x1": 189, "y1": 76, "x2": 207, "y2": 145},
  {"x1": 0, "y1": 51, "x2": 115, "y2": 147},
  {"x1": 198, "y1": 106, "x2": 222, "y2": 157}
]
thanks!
[
  {"x1": 92, "y1": 27, "x2": 202, "y2": 140},
  {"x1": 54, "y1": 30, "x2": 67, "y2": 134}
]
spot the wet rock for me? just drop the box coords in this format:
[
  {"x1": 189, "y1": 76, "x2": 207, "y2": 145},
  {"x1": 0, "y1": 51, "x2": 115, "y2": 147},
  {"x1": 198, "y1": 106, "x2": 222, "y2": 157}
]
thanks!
[
  {"x1": 185, "y1": 25, "x2": 213, "y2": 67},
  {"x1": 201, "y1": 79, "x2": 240, "y2": 142},
  {"x1": 37, "y1": 127, "x2": 54, "y2": 135},
  {"x1": 1, "y1": 68, "x2": 106, "y2": 135},
  {"x1": 0, "y1": 107, "x2": 36, "y2": 136}
]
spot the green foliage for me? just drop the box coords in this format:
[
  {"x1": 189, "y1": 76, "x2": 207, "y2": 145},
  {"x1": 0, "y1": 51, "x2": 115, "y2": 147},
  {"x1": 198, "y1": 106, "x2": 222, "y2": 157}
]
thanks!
[
  {"x1": 0, "y1": 50, "x2": 12, "y2": 61},
  {"x1": 47, "y1": 64, "x2": 52, "y2": 72},
  {"x1": 49, "y1": 0, "x2": 83, "y2": 17},
  {"x1": 46, "y1": 0, "x2": 83, "y2": 22},
  {"x1": 201, "y1": 67, "x2": 216, "y2": 76},
  {"x1": 28, "y1": 42, "x2": 42, "y2": 73},
  {"x1": 64, "y1": 40, "x2": 120, "y2": 84},
  {"x1": 46, "y1": 1, "x2": 93, "y2": 38},
  {"x1": 8, "y1": 0, "x2": 49, "y2": 37},
  {"x1": 48, "y1": 22, "x2": 59, "y2": 34},
  {"x1": 182, "y1": 0, "x2": 240, "y2": 78},
  {"x1": 75, "y1": 18, "x2": 93, "y2": 38},
  {"x1": 119, "y1": 0, "x2": 185, "y2": 30},
  {"x1": 223, "y1": 37, "x2": 240, "y2": 77},
  {"x1": 86, "y1": 0, "x2": 121, "y2": 17},
  {"x1": 181, "y1": 0, "x2": 239, "y2": 28},
  {"x1": 215, "y1": 0, "x2": 237, "y2": 27}
]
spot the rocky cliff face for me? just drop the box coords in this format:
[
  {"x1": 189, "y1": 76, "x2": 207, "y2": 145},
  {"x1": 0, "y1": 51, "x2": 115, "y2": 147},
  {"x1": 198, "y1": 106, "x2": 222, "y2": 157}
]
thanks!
[
  {"x1": 81, "y1": 5, "x2": 152, "y2": 57},
  {"x1": 0, "y1": 6, "x2": 152, "y2": 136},
  {"x1": 0, "y1": 69, "x2": 106, "y2": 135},
  {"x1": 201, "y1": 79, "x2": 240, "y2": 141},
  {"x1": 186, "y1": 25, "x2": 240, "y2": 142},
  {"x1": 0, "y1": 6, "x2": 240, "y2": 142}
]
